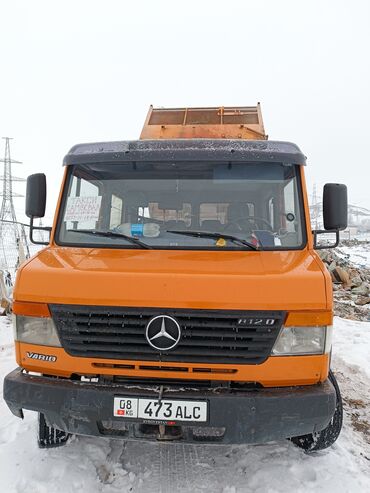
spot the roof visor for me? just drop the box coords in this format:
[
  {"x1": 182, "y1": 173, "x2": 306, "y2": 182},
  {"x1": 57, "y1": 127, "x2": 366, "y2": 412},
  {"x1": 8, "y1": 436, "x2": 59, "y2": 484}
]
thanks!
[{"x1": 64, "y1": 139, "x2": 306, "y2": 166}]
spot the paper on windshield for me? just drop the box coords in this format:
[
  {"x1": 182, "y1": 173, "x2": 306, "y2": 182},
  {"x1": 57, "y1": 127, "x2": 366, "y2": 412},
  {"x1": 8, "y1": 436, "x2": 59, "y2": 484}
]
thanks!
[{"x1": 64, "y1": 196, "x2": 102, "y2": 222}]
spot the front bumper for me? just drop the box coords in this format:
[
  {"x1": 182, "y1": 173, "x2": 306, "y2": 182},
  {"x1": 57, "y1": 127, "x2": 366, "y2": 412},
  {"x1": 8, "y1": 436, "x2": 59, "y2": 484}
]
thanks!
[{"x1": 4, "y1": 368, "x2": 336, "y2": 444}]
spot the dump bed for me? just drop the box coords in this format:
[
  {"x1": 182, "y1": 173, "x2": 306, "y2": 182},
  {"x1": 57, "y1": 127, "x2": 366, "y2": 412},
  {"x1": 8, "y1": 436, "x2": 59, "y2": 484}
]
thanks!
[{"x1": 140, "y1": 104, "x2": 267, "y2": 140}]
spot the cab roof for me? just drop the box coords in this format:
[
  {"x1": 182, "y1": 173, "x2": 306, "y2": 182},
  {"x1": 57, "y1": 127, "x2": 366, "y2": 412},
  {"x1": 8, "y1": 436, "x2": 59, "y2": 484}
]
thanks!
[{"x1": 63, "y1": 139, "x2": 306, "y2": 166}]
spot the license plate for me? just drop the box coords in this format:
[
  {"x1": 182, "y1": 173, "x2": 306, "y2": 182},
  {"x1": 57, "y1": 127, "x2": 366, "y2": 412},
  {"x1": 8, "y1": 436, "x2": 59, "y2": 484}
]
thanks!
[{"x1": 113, "y1": 397, "x2": 208, "y2": 423}]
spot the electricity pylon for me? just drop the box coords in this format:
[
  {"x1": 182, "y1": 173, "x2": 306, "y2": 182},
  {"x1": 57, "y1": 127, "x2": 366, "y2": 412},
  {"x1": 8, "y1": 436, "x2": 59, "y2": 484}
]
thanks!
[{"x1": 0, "y1": 137, "x2": 30, "y2": 271}]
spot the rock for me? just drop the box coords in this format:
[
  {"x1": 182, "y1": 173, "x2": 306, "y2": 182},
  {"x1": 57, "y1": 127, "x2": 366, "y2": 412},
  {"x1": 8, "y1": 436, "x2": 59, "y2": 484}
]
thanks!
[
  {"x1": 334, "y1": 299, "x2": 369, "y2": 321},
  {"x1": 350, "y1": 275, "x2": 363, "y2": 287},
  {"x1": 331, "y1": 266, "x2": 351, "y2": 286},
  {"x1": 318, "y1": 251, "x2": 331, "y2": 263},
  {"x1": 0, "y1": 298, "x2": 11, "y2": 315},
  {"x1": 328, "y1": 242, "x2": 370, "y2": 320},
  {"x1": 351, "y1": 284, "x2": 369, "y2": 296},
  {"x1": 355, "y1": 297, "x2": 370, "y2": 306}
]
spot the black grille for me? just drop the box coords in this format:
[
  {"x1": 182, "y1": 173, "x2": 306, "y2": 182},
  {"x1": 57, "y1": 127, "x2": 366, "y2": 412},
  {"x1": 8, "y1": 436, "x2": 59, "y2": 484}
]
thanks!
[{"x1": 50, "y1": 305, "x2": 285, "y2": 364}]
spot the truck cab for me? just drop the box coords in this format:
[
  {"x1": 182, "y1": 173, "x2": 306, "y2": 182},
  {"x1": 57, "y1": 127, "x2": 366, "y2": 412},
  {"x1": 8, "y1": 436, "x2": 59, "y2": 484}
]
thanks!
[{"x1": 4, "y1": 105, "x2": 347, "y2": 450}]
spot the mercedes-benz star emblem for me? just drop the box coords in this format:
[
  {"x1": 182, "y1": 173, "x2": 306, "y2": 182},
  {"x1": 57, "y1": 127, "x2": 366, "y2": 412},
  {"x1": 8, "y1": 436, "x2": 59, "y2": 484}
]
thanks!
[{"x1": 146, "y1": 315, "x2": 181, "y2": 351}]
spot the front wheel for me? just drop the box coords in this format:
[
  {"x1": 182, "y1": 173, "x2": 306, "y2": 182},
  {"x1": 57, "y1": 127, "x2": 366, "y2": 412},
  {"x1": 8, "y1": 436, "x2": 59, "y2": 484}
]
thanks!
[
  {"x1": 290, "y1": 370, "x2": 343, "y2": 452},
  {"x1": 38, "y1": 413, "x2": 70, "y2": 448}
]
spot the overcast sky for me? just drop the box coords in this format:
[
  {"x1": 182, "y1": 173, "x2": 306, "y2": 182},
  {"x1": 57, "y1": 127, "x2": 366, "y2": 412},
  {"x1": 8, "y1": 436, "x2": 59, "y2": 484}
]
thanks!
[{"x1": 1, "y1": 0, "x2": 369, "y2": 223}]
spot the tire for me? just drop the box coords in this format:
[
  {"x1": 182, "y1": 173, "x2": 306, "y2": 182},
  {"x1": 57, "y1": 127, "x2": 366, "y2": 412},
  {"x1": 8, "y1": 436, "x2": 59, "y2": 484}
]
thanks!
[
  {"x1": 290, "y1": 370, "x2": 343, "y2": 452},
  {"x1": 37, "y1": 412, "x2": 70, "y2": 449}
]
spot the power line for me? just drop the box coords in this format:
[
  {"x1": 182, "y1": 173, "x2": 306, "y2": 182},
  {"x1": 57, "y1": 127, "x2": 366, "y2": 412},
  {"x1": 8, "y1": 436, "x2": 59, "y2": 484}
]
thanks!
[{"x1": 0, "y1": 137, "x2": 30, "y2": 271}]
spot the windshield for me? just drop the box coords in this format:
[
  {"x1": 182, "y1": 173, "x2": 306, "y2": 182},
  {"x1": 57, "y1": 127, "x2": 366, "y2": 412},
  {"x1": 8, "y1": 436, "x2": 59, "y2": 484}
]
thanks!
[{"x1": 56, "y1": 161, "x2": 306, "y2": 250}]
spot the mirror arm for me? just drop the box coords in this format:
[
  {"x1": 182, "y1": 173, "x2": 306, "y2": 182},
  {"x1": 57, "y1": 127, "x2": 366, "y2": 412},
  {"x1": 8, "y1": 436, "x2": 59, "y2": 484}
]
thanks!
[
  {"x1": 312, "y1": 229, "x2": 340, "y2": 250},
  {"x1": 29, "y1": 217, "x2": 51, "y2": 246}
]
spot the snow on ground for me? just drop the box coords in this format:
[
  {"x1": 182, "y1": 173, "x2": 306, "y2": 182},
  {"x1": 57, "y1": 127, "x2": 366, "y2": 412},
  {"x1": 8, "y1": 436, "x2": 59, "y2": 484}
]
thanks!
[
  {"x1": 1, "y1": 315, "x2": 369, "y2": 493},
  {"x1": 342, "y1": 248, "x2": 370, "y2": 269},
  {"x1": 340, "y1": 244, "x2": 370, "y2": 269}
]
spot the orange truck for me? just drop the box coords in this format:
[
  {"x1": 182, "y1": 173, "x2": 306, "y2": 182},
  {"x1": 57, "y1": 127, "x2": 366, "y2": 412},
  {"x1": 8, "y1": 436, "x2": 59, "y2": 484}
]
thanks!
[{"x1": 4, "y1": 105, "x2": 348, "y2": 451}]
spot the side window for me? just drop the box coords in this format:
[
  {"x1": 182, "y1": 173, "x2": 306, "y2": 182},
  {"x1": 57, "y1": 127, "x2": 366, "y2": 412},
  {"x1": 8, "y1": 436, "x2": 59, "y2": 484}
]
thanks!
[
  {"x1": 200, "y1": 203, "x2": 228, "y2": 225},
  {"x1": 246, "y1": 203, "x2": 255, "y2": 217},
  {"x1": 283, "y1": 180, "x2": 295, "y2": 233},
  {"x1": 200, "y1": 202, "x2": 255, "y2": 226},
  {"x1": 147, "y1": 202, "x2": 191, "y2": 226},
  {"x1": 110, "y1": 194, "x2": 123, "y2": 228},
  {"x1": 268, "y1": 198, "x2": 275, "y2": 229}
]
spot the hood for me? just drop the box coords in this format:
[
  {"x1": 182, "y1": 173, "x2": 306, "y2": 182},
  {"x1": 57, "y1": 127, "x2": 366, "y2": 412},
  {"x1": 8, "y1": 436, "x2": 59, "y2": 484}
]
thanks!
[{"x1": 15, "y1": 247, "x2": 329, "y2": 311}]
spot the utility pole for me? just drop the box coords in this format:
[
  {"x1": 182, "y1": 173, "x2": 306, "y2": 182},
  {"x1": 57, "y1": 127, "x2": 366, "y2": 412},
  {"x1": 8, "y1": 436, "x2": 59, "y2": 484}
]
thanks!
[{"x1": 0, "y1": 137, "x2": 30, "y2": 272}]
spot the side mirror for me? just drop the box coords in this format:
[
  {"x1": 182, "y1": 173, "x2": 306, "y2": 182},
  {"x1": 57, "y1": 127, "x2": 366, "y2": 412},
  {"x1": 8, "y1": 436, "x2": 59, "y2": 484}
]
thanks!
[
  {"x1": 323, "y1": 183, "x2": 348, "y2": 231},
  {"x1": 26, "y1": 173, "x2": 46, "y2": 219},
  {"x1": 25, "y1": 173, "x2": 51, "y2": 245},
  {"x1": 313, "y1": 183, "x2": 348, "y2": 250}
]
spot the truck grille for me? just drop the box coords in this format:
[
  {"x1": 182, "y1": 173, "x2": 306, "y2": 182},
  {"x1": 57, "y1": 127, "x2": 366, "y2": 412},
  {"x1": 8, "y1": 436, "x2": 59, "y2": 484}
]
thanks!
[{"x1": 50, "y1": 305, "x2": 285, "y2": 364}]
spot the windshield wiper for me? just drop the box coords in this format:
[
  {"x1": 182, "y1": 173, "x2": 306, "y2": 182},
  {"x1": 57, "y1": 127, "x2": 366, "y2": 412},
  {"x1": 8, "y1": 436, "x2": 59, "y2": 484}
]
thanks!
[
  {"x1": 67, "y1": 229, "x2": 152, "y2": 249},
  {"x1": 166, "y1": 230, "x2": 259, "y2": 250}
]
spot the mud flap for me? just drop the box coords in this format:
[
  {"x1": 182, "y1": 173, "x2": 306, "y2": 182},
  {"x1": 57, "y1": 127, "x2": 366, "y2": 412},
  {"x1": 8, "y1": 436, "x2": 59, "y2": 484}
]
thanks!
[{"x1": 38, "y1": 412, "x2": 70, "y2": 449}]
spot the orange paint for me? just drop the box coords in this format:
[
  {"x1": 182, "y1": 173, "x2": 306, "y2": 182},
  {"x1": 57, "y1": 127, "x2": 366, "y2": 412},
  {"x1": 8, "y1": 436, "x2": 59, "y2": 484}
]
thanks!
[
  {"x1": 13, "y1": 301, "x2": 50, "y2": 317},
  {"x1": 17, "y1": 342, "x2": 330, "y2": 387},
  {"x1": 14, "y1": 248, "x2": 329, "y2": 310}
]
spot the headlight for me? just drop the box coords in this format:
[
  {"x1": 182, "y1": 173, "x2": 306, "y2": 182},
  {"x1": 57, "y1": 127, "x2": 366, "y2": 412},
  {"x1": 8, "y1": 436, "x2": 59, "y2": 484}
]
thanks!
[
  {"x1": 13, "y1": 315, "x2": 61, "y2": 347},
  {"x1": 271, "y1": 326, "x2": 332, "y2": 356}
]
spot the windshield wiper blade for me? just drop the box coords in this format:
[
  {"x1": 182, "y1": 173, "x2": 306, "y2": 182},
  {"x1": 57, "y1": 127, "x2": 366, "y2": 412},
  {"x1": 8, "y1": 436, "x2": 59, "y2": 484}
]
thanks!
[
  {"x1": 67, "y1": 229, "x2": 152, "y2": 249},
  {"x1": 167, "y1": 230, "x2": 259, "y2": 250}
]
